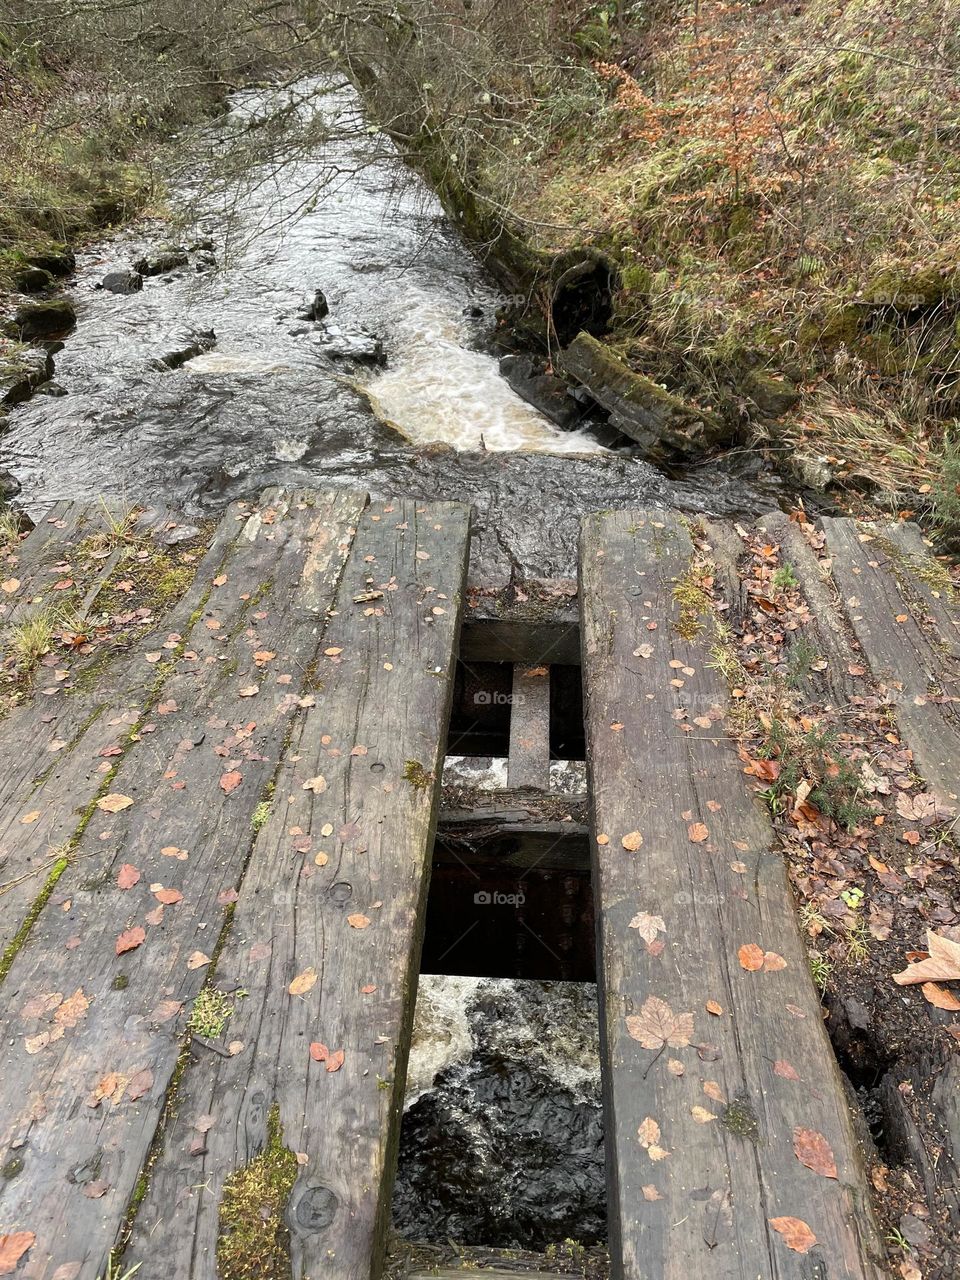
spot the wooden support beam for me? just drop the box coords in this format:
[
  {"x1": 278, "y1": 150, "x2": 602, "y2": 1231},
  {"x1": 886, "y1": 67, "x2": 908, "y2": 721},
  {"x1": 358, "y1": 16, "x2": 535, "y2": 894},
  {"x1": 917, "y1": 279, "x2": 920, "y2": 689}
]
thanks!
[{"x1": 507, "y1": 664, "x2": 552, "y2": 790}]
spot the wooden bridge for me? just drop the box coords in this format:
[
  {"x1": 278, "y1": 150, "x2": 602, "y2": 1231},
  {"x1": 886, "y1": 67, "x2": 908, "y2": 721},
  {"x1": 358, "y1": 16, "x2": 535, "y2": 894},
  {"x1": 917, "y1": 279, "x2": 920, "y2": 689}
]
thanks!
[{"x1": 0, "y1": 486, "x2": 955, "y2": 1279}]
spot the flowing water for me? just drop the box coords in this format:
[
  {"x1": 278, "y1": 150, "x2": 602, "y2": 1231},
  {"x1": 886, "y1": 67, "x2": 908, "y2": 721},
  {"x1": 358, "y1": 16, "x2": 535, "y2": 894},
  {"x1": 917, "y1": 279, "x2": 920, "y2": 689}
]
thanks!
[{"x1": 0, "y1": 79, "x2": 783, "y2": 1249}]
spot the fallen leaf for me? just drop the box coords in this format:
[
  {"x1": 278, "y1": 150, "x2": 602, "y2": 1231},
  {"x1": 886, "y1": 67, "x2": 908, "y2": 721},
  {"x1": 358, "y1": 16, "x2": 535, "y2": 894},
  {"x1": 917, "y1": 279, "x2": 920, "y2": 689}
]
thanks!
[
  {"x1": 793, "y1": 1127, "x2": 838, "y2": 1179},
  {"x1": 0, "y1": 1233, "x2": 35, "y2": 1273},
  {"x1": 0, "y1": 578, "x2": 21, "y2": 594},
  {"x1": 922, "y1": 982, "x2": 960, "y2": 1011},
  {"x1": 642, "y1": 1184, "x2": 661, "y2": 1200},
  {"x1": 688, "y1": 822, "x2": 709, "y2": 843},
  {"x1": 154, "y1": 888, "x2": 183, "y2": 905},
  {"x1": 116, "y1": 926, "x2": 146, "y2": 955},
  {"x1": 705, "y1": 1000, "x2": 723, "y2": 1016},
  {"x1": 20, "y1": 810, "x2": 40, "y2": 825},
  {"x1": 117, "y1": 864, "x2": 140, "y2": 890},
  {"x1": 219, "y1": 770, "x2": 243, "y2": 794},
  {"x1": 186, "y1": 951, "x2": 210, "y2": 970},
  {"x1": 126, "y1": 1067, "x2": 154, "y2": 1101},
  {"x1": 325, "y1": 1049, "x2": 345, "y2": 1073},
  {"x1": 625, "y1": 995, "x2": 694, "y2": 1051},
  {"x1": 769, "y1": 1216, "x2": 817, "y2": 1253},
  {"x1": 628, "y1": 912, "x2": 665, "y2": 945},
  {"x1": 53, "y1": 989, "x2": 89, "y2": 1028},
  {"x1": 289, "y1": 967, "x2": 318, "y2": 996},
  {"x1": 621, "y1": 830, "x2": 644, "y2": 851},
  {"x1": 774, "y1": 1059, "x2": 800, "y2": 1081},
  {"x1": 347, "y1": 913, "x2": 371, "y2": 929},
  {"x1": 310, "y1": 1041, "x2": 328, "y2": 1061},
  {"x1": 98, "y1": 793, "x2": 134, "y2": 814},
  {"x1": 738, "y1": 943, "x2": 765, "y2": 971},
  {"x1": 691, "y1": 1105, "x2": 717, "y2": 1123},
  {"x1": 302, "y1": 776, "x2": 327, "y2": 793},
  {"x1": 238, "y1": 685, "x2": 259, "y2": 698},
  {"x1": 893, "y1": 930, "x2": 960, "y2": 985}
]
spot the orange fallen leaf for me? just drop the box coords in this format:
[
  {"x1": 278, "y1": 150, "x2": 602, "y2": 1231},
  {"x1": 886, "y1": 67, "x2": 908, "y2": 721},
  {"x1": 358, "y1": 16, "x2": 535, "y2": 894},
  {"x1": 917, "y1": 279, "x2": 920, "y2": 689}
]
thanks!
[
  {"x1": 705, "y1": 1000, "x2": 723, "y2": 1016},
  {"x1": 289, "y1": 967, "x2": 318, "y2": 996},
  {"x1": 117, "y1": 864, "x2": 140, "y2": 890},
  {"x1": 769, "y1": 1216, "x2": 817, "y2": 1253},
  {"x1": 0, "y1": 1231, "x2": 35, "y2": 1274},
  {"x1": 116, "y1": 926, "x2": 146, "y2": 955},
  {"x1": 219, "y1": 770, "x2": 243, "y2": 794},
  {"x1": 621, "y1": 830, "x2": 644, "y2": 851},
  {"x1": 310, "y1": 1041, "x2": 329, "y2": 1062},
  {"x1": 774, "y1": 1059, "x2": 800, "y2": 1081},
  {"x1": 98, "y1": 793, "x2": 134, "y2": 814},
  {"x1": 154, "y1": 888, "x2": 183, "y2": 906},
  {"x1": 325, "y1": 1049, "x2": 345, "y2": 1073},
  {"x1": 347, "y1": 913, "x2": 371, "y2": 929},
  {"x1": 688, "y1": 822, "x2": 709, "y2": 843},
  {"x1": 793, "y1": 1126, "x2": 838, "y2": 1179},
  {"x1": 738, "y1": 943, "x2": 765, "y2": 971},
  {"x1": 922, "y1": 982, "x2": 960, "y2": 1011},
  {"x1": 20, "y1": 810, "x2": 40, "y2": 825}
]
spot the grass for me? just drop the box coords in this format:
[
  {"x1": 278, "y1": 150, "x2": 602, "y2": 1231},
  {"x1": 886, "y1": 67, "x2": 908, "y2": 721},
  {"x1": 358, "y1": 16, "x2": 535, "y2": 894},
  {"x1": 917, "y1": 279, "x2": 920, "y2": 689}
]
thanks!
[
  {"x1": 809, "y1": 952, "x2": 833, "y2": 992},
  {"x1": 5, "y1": 608, "x2": 56, "y2": 672}
]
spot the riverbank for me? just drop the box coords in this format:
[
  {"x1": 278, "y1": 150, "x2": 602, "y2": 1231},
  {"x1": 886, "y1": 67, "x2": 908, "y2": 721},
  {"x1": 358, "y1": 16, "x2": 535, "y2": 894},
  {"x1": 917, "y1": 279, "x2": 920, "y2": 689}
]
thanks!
[{"x1": 344, "y1": 0, "x2": 960, "y2": 529}]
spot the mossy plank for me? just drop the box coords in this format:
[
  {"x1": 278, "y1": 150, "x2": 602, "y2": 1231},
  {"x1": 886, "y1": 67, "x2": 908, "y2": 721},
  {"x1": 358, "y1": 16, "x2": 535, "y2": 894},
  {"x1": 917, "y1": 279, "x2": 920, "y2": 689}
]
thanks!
[
  {"x1": 0, "y1": 487, "x2": 368, "y2": 1280},
  {"x1": 822, "y1": 517, "x2": 960, "y2": 810},
  {"x1": 124, "y1": 496, "x2": 470, "y2": 1280},
  {"x1": 580, "y1": 509, "x2": 885, "y2": 1280}
]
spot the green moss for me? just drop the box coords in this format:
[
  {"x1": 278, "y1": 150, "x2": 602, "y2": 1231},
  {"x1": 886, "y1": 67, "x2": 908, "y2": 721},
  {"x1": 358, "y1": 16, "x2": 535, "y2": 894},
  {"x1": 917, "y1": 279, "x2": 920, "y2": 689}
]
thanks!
[
  {"x1": 672, "y1": 568, "x2": 712, "y2": 641},
  {"x1": 402, "y1": 759, "x2": 432, "y2": 790},
  {"x1": 112, "y1": 973, "x2": 129, "y2": 991},
  {"x1": 1, "y1": 1157, "x2": 24, "y2": 1180},
  {"x1": 720, "y1": 1094, "x2": 759, "y2": 1143},
  {"x1": 188, "y1": 986, "x2": 235, "y2": 1038},
  {"x1": 0, "y1": 855, "x2": 70, "y2": 985},
  {"x1": 218, "y1": 1105, "x2": 298, "y2": 1280}
]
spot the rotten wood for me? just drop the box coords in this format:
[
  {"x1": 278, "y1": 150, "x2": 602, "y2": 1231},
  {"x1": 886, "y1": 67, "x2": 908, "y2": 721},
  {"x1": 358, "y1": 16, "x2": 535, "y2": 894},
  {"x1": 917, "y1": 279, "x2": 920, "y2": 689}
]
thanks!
[
  {"x1": 580, "y1": 508, "x2": 885, "y2": 1280},
  {"x1": 507, "y1": 664, "x2": 552, "y2": 790}
]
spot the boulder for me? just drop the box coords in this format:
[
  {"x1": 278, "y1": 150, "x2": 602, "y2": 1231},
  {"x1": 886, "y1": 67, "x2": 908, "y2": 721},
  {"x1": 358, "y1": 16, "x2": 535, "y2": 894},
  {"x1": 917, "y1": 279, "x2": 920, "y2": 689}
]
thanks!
[
  {"x1": 28, "y1": 247, "x2": 75, "y2": 277},
  {"x1": 300, "y1": 289, "x2": 330, "y2": 321},
  {"x1": 194, "y1": 252, "x2": 217, "y2": 273},
  {"x1": 0, "y1": 471, "x2": 21, "y2": 498},
  {"x1": 100, "y1": 270, "x2": 144, "y2": 296},
  {"x1": 560, "y1": 331, "x2": 727, "y2": 462},
  {"x1": 499, "y1": 353, "x2": 582, "y2": 431},
  {"x1": 14, "y1": 266, "x2": 54, "y2": 293},
  {"x1": 35, "y1": 380, "x2": 67, "y2": 397},
  {"x1": 743, "y1": 369, "x2": 800, "y2": 417},
  {"x1": 14, "y1": 297, "x2": 77, "y2": 340},
  {"x1": 0, "y1": 347, "x2": 54, "y2": 406},
  {"x1": 189, "y1": 236, "x2": 215, "y2": 252},
  {"x1": 150, "y1": 328, "x2": 216, "y2": 371},
  {"x1": 133, "y1": 246, "x2": 189, "y2": 277},
  {"x1": 313, "y1": 323, "x2": 385, "y2": 366}
]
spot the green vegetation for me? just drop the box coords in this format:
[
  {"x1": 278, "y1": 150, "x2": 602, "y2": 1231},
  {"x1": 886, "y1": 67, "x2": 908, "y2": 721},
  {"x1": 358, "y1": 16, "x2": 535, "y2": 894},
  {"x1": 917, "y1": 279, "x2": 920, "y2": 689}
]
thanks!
[
  {"x1": 757, "y1": 717, "x2": 868, "y2": 830},
  {"x1": 218, "y1": 1104, "x2": 298, "y2": 1280},
  {"x1": 188, "y1": 986, "x2": 236, "y2": 1038}
]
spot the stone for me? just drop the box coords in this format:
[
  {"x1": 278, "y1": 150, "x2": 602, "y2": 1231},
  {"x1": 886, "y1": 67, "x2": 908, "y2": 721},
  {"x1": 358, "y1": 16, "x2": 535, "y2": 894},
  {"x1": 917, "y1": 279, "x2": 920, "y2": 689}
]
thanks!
[
  {"x1": 14, "y1": 297, "x2": 76, "y2": 340},
  {"x1": 14, "y1": 266, "x2": 53, "y2": 293},
  {"x1": 150, "y1": 328, "x2": 216, "y2": 371},
  {"x1": 100, "y1": 270, "x2": 144, "y2": 295},
  {"x1": 499, "y1": 353, "x2": 582, "y2": 430},
  {"x1": 0, "y1": 471, "x2": 21, "y2": 498},
  {"x1": 0, "y1": 347, "x2": 55, "y2": 405},
  {"x1": 35, "y1": 381, "x2": 67, "y2": 397},
  {"x1": 133, "y1": 246, "x2": 189, "y2": 277},
  {"x1": 300, "y1": 290, "x2": 330, "y2": 321},
  {"x1": 743, "y1": 369, "x2": 800, "y2": 417},
  {"x1": 313, "y1": 323, "x2": 385, "y2": 366},
  {"x1": 28, "y1": 247, "x2": 75, "y2": 276}
]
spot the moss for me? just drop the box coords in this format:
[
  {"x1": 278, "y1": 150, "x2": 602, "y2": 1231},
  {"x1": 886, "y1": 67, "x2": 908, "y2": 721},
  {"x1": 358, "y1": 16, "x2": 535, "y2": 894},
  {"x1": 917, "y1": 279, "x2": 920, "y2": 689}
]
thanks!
[
  {"x1": 218, "y1": 1105, "x2": 298, "y2": 1280},
  {"x1": 720, "y1": 1094, "x2": 760, "y2": 1143},
  {"x1": 672, "y1": 568, "x2": 712, "y2": 641},
  {"x1": 402, "y1": 759, "x2": 432, "y2": 790},
  {"x1": 0, "y1": 855, "x2": 70, "y2": 985},
  {"x1": 1, "y1": 1156, "x2": 24, "y2": 1180},
  {"x1": 188, "y1": 987, "x2": 235, "y2": 1038},
  {"x1": 112, "y1": 973, "x2": 129, "y2": 991}
]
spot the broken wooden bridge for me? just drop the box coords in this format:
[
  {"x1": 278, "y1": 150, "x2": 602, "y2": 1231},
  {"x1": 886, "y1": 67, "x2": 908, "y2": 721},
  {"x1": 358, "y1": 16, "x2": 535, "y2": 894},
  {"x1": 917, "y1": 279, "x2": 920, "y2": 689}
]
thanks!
[{"x1": 2, "y1": 486, "x2": 954, "y2": 1279}]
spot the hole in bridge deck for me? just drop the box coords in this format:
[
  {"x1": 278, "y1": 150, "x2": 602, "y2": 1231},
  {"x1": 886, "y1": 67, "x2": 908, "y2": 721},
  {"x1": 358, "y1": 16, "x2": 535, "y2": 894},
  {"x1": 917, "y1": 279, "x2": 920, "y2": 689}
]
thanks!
[{"x1": 392, "y1": 649, "x2": 607, "y2": 1254}]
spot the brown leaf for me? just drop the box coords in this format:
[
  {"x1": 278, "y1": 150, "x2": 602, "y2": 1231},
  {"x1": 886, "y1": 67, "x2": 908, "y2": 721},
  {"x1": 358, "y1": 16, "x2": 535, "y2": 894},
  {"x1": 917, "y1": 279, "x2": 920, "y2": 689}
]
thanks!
[
  {"x1": 769, "y1": 1216, "x2": 817, "y2": 1253},
  {"x1": 126, "y1": 1068, "x2": 154, "y2": 1101},
  {"x1": 705, "y1": 999, "x2": 723, "y2": 1016},
  {"x1": 116, "y1": 926, "x2": 145, "y2": 955},
  {"x1": 309, "y1": 1041, "x2": 328, "y2": 1062},
  {"x1": 763, "y1": 951, "x2": 787, "y2": 972},
  {"x1": 347, "y1": 913, "x2": 371, "y2": 930},
  {"x1": 625, "y1": 995, "x2": 694, "y2": 1051},
  {"x1": 219, "y1": 770, "x2": 243, "y2": 794},
  {"x1": 793, "y1": 1126, "x2": 838, "y2": 1179},
  {"x1": 325, "y1": 1049, "x2": 345, "y2": 1073},
  {"x1": 53, "y1": 989, "x2": 89, "y2": 1029},
  {"x1": 153, "y1": 888, "x2": 183, "y2": 905},
  {"x1": 738, "y1": 943, "x2": 765, "y2": 971},
  {"x1": 289, "y1": 967, "x2": 318, "y2": 996},
  {"x1": 0, "y1": 1232, "x2": 35, "y2": 1274},
  {"x1": 97, "y1": 793, "x2": 134, "y2": 814},
  {"x1": 186, "y1": 951, "x2": 210, "y2": 970},
  {"x1": 893, "y1": 930, "x2": 960, "y2": 985},
  {"x1": 628, "y1": 912, "x2": 665, "y2": 944},
  {"x1": 688, "y1": 822, "x2": 709, "y2": 843},
  {"x1": 302, "y1": 775, "x2": 327, "y2": 793},
  {"x1": 774, "y1": 1059, "x2": 800, "y2": 1081},
  {"x1": 117, "y1": 863, "x2": 140, "y2": 890},
  {"x1": 922, "y1": 982, "x2": 960, "y2": 1011},
  {"x1": 621, "y1": 830, "x2": 644, "y2": 851}
]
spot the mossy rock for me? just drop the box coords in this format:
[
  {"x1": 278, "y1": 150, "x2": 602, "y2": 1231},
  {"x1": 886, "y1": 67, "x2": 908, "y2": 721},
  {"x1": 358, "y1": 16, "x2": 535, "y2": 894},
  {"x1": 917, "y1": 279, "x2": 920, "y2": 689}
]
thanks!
[
  {"x1": 742, "y1": 369, "x2": 800, "y2": 417},
  {"x1": 14, "y1": 266, "x2": 53, "y2": 294},
  {"x1": 28, "y1": 246, "x2": 75, "y2": 276},
  {"x1": 14, "y1": 297, "x2": 76, "y2": 340},
  {"x1": 863, "y1": 264, "x2": 959, "y2": 312},
  {"x1": 798, "y1": 303, "x2": 862, "y2": 351}
]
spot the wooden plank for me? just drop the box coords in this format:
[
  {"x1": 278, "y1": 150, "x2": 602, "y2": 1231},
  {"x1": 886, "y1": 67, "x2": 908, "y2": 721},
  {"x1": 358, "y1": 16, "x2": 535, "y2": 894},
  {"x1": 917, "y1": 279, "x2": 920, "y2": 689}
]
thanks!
[
  {"x1": 125, "y1": 497, "x2": 470, "y2": 1280},
  {"x1": 507, "y1": 664, "x2": 551, "y2": 790},
  {"x1": 460, "y1": 618, "x2": 580, "y2": 666},
  {"x1": 580, "y1": 509, "x2": 885, "y2": 1280},
  {"x1": 0, "y1": 488, "x2": 368, "y2": 1279},
  {"x1": 0, "y1": 501, "x2": 244, "y2": 955},
  {"x1": 822, "y1": 517, "x2": 960, "y2": 807}
]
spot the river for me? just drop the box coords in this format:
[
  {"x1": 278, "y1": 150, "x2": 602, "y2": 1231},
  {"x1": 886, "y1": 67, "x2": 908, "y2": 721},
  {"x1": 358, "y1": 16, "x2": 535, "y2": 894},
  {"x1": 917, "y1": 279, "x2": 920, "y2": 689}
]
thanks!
[{"x1": 0, "y1": 79, "x2": 781, "y2": 1253}]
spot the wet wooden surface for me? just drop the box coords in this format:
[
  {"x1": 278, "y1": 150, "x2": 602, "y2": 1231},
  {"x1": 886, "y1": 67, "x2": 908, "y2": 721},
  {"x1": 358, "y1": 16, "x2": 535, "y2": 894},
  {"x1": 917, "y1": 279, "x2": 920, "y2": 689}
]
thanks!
[{"x1": 580, "y1": 509, "x2": 885, "y2": 1280}]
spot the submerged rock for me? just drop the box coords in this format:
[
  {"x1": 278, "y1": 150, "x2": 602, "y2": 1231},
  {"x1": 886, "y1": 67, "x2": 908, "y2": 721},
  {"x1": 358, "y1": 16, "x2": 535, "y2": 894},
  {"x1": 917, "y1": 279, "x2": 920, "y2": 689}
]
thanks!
[
  {"x1": 14, "y1": 297, "x2": 77, "y2": 340},
  {"x1": 561, "y1": 330, "x2": 728, "y2": 462},
  {"x1": 313, "y1": 322, "x2": 385, "y2": 366},
  {"x1": 151, "y1": 328, "x2": 216, "y2": 371},
  {"x1": 0, "y1": 346, "x2": 55, "y2": 405},
  {"x1": 133, "y1": 246, "x2": 189, "y2": 277},
  {"x1": 100, "y1": 270, "x2": 144, "y2": 296}
]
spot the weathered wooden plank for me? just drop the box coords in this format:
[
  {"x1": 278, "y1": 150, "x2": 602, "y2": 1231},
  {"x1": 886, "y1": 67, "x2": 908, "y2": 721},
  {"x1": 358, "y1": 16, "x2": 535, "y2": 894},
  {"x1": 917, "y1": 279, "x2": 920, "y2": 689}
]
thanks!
[
  {"x1": 460, "y1": 618, "x2": 580, "y2": 666},
  {"x1": 507, "y1": 664, "x2": 551, "y2": 790},
  {"x1": 125, "y1": 497, "x2": 470, "y2": 1280},
  {"x1": 0, "y1": 501, "x2": 245, "y2": 956},
  {"x1": 822, "y1": 517, "x2": 960, "y2": 807},
  {"x1": 0, "y1": 489, "x2": 368, "y2": 1279},
  {"x1": 580, "y1": 509, "x2": 885, "y2": 1280}
]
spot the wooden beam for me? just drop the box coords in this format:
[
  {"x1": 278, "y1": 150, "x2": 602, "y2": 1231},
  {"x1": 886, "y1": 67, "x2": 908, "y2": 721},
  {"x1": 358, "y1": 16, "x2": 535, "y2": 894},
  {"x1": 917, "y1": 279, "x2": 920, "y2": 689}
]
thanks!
[
  {"x1": 580, "y1": 509, "x2": 885, "y2": 1280},
  {"x1": 507, "y1": 664, "x2": 552, "y2": 790}
]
